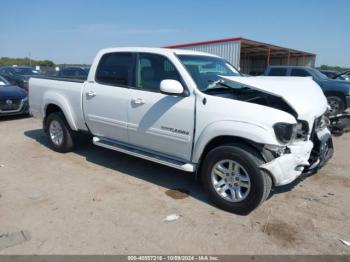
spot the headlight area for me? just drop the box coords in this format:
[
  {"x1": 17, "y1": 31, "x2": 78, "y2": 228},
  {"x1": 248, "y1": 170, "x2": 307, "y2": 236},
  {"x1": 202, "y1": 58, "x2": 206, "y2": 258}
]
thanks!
[
  {"x1": 262, "y1": 117, "x2": 332, "y2": 186},
  {"x1": 273, "y1": 123, "x2": 297, "y2": 144},
  {"x1": 273, "y1": 121, "x2": 310, "y2": 145},
  {"x1": 263, "y1": 144, "x2": 290, "y2": 159},
  {"x1": 262, "y1": 122, "x2": 314, "y2": 186}
]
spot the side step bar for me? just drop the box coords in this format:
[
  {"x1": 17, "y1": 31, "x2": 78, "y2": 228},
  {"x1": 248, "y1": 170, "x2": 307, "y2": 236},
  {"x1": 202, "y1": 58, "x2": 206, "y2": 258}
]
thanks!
[{"x1": 93, "y1": 137, "x2": 196, "y2": 172}]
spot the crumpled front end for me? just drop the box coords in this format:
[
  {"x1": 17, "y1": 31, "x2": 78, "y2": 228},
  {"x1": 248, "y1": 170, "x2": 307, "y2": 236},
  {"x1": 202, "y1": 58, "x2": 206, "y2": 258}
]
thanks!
[
  {"x1": 260, "y1": 125, "x2": 334, "y2": 186},
  {"x1": 217, "y1": 76, "x2": 333, "y2": 186},
  {"x1": 261, "y1": 141, "x2": 313, "y2": 186}
]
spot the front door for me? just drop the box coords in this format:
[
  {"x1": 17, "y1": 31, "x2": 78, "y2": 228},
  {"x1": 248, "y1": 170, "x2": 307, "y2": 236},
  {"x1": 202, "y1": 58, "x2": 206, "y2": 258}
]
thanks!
[
  {"x1": 127, "y1": 53, "x2": 195, "y2": 161},
  {"x1": 83, "y1": 52, "x2": 135, "y2": 142}
]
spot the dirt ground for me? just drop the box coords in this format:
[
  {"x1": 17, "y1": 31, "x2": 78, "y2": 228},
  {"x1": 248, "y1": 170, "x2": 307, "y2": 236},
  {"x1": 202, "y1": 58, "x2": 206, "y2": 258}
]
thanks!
[{"x1": 0, "y1": 116, "x2": 349, "y2": 255}]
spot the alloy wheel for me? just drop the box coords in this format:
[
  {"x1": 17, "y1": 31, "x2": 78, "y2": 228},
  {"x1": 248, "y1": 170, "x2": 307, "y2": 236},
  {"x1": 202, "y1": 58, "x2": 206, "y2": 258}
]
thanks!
[
  {"x1": 211, "y1": 159, "x2": 251, "y2": 202},
  {"x1": 49, "y1": 120, "x2": 64, "y2": 146}
]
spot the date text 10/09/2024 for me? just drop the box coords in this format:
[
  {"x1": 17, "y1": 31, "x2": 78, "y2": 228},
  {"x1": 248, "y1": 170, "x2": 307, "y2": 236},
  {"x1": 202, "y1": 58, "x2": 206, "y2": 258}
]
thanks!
[{"x1": 127, "y1": 256, "x2": 219, "y2": 261}]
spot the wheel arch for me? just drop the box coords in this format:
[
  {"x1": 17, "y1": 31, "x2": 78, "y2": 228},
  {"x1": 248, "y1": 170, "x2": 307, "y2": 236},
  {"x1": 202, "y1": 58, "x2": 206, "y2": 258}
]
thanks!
[
  {"x1": 43, "y1": 102, "x2": 77, "y2": 131},
  {"x1": 192, "y1": 121, "x2": 278, "y2": 164},
  {"x1": 199, "y1": 135, "x2": 265, "y2": 164},
  {"x1": 42, "y1": 92, "x2": 78, "y2": 131},
  {"x1": 196, "y1": 135, "x2": 278, "y2": 183},
  {"x1": 199, "y1": 138, "x2": 273, "y2": 214}
]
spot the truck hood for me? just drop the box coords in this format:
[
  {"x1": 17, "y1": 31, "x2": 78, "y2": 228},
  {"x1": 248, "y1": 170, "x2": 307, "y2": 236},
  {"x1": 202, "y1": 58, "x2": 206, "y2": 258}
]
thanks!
[{"x1": 221, "y1": 76, "x2": 328, "y2": 123}]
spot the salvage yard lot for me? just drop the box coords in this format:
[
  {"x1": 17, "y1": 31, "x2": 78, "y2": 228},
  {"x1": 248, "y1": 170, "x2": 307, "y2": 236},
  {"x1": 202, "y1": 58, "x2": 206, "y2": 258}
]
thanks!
[{"x1": 0, "y1": 116, "x2": 349, "y2": 255}]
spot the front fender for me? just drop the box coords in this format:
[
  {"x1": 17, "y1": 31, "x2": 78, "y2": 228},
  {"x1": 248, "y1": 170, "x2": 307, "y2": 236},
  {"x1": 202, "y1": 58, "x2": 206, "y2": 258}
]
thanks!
[
  {"x1": 42, "y1": 91, "x2": 78, "y2": 130},
  {"x1": 192, "y1": 120, "x2": 278, "y2": 163}
]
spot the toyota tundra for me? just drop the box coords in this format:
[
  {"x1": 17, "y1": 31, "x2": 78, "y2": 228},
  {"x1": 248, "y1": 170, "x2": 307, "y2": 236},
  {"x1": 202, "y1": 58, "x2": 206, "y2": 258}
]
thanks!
[{"x1": 29, "y1": 48, "x2": 333, "y2": 214}]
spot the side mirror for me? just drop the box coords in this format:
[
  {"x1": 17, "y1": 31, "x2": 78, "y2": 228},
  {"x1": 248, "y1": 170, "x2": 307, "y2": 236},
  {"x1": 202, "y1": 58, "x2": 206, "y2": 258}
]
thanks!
[{"x1": 160, "y1": 79, "x2": 184, "y2": 95}]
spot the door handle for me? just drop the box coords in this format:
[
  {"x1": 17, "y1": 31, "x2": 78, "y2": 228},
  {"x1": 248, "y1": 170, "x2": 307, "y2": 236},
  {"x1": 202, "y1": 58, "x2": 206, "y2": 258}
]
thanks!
[
  {"x1": 86, "y1": 91, "x2": 96, "y2": 98},
  {"x1": 132, "y1": 98, "x2": 146, "y2": 105}
]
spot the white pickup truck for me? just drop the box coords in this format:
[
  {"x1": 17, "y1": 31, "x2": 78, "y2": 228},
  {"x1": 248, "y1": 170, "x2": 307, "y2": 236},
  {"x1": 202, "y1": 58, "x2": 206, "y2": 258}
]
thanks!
[{"x1": 29, "y1": 47, "x2": 333, "y2": 214}]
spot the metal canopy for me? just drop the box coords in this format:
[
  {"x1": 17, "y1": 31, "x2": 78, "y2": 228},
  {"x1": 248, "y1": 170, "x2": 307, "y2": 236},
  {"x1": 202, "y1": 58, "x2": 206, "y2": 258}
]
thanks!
[
  {"x1": 164, "y1": 37, "x2": 316, "y2": 73},
  {"x1": 241, "y1": 38, "x2": 315, "y2": 58}
]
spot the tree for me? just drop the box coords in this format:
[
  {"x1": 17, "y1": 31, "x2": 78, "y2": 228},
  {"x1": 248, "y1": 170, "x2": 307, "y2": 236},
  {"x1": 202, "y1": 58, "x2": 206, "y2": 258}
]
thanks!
[
  {"x1": 0, "y1": 57, "x2": 55, "y2": 67},
  {"x1": 316, "y1": 64, "x2": 350, "y2": 73}
]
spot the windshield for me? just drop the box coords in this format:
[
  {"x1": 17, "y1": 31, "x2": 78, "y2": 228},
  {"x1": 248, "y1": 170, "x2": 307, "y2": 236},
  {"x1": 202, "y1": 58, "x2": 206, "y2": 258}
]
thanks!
[
  {"x1": 14, "y1": 67, "x2": 38, "y2": 75},
  {"x1": 0, "y1": 76, "x2": 10, "y2": 86},
  {"x1": 177, "y1": 55, "x2": 240, "y2": 91}
]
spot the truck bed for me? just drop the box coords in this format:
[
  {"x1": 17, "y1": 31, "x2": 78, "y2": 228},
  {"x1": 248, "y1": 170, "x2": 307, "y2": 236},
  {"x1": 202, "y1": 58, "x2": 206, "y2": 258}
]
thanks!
[
  {"x1": 31, "y1": 75, "x2": 86, "y2": 83},
  {"x1": 29, "y1": 76, "x2": 88, "y2": 131}
]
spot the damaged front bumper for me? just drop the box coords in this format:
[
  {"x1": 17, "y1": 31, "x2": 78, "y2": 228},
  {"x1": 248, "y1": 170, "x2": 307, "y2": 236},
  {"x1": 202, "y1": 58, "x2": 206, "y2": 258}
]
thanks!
[{"x1": 260, "y1": 128, "x2": 333, "y2": 186}]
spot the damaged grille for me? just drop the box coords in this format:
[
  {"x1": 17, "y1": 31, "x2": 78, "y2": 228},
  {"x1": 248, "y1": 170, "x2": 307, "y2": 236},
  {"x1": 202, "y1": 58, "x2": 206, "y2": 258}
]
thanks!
[
  {"x1": 313, "y1": 116, "x2": 322, "y2": 131},
  {"x1": 296, "y1": 120, "x2": 309, "y2": 141},
  {"x1": 309, "y1": 116, "x2": 323, "y2": 142},
  {"x1": 307, "y1": 114, "x2": 333, "y2": 170}
]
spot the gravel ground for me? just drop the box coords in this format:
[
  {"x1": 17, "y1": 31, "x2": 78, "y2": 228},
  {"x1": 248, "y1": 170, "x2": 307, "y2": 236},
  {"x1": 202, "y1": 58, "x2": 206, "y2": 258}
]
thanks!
[{"x1": 0, "y1": 116, "x2": 349, "y2": 255}]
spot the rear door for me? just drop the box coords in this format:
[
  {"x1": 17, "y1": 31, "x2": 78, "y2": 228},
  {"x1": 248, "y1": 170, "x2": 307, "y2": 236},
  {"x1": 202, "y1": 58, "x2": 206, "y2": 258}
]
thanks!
[
  {"x1": 127, "y1": 53, "x2": 195, "y2": 161},
  {"x1": 82, "y1": 52, "x2": 135, "y2": 142}
]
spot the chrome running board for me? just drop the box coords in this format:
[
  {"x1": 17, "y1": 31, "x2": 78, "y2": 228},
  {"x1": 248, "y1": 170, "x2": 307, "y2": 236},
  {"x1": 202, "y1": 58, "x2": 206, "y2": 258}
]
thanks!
[{"x1": 93, "y1": 137, "x2": 196, "y2": 172}]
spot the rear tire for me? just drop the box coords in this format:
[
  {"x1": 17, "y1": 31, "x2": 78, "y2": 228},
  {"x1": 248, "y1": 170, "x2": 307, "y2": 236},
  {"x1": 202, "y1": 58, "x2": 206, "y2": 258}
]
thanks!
[
  {"x1": 327, "y1": 96, "x2": 345, "y2": 115},
  {"x1": 44, "y1": 112, "x2": 75, "y2": 153},
  {"x1": 201, "y1": 144, "x2": 272, "y2": 215}
]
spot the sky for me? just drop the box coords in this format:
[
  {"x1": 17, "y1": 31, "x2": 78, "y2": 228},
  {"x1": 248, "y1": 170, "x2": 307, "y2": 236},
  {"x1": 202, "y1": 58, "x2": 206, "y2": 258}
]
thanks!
[{"x1": 1, "y1": 0, "x2": 349, "y2": 66}]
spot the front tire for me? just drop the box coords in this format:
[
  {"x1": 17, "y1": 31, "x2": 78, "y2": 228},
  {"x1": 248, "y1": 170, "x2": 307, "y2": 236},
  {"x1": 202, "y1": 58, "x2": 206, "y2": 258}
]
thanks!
[
  {"x1": 201, "y1": 144, "x2": 272, "y2": 215},
  {"x1": 44, "y1": 112, "x2": 75, "y2": 153}
]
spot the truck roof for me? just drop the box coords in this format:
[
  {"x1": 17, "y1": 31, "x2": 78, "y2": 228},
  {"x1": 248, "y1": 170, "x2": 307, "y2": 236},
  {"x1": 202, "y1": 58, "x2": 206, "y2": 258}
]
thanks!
[{"x1": 98, "y1": 47, "x2": 220, "y2": 58}]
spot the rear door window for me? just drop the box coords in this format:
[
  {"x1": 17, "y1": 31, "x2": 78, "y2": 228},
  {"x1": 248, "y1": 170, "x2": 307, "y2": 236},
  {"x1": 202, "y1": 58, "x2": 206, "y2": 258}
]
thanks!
[
  {"x1": 95, "y1": 52, "x2": 135, "y2": 87},
  {"x1": 268, "y1": 68, "x2": 287, "y2": 76}
]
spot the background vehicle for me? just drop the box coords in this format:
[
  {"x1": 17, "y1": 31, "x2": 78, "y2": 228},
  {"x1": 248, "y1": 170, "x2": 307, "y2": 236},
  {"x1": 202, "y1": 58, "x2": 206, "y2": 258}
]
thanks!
[
  {"x1": 335, "y1": 70, "x2": 350, "y2": 81},
  {"x1": 0, "y1": 66, "x2": 39, "y2": 90},
  {"x1": 319, "y1": 70, "x2": 338, "y2": 79},
  {"x1": 29, "y1": 48, "x2": 333, "y2": 214},
  {"x1": 264, "y1": 66, "x2": 350, "y2": 115},
  {"x1": 0, "y1": 75, "x2": 29, "y2": 116},
  {"x1": 56, "y1": 67, "x2": 89, "y2": 80}
]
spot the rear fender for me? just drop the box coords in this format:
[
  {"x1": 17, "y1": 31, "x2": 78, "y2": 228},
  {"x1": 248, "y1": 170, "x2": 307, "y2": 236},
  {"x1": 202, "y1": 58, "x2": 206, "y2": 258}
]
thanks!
[{"x1": 42, "y1": 91, "x2": 78, "y2": 131}]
